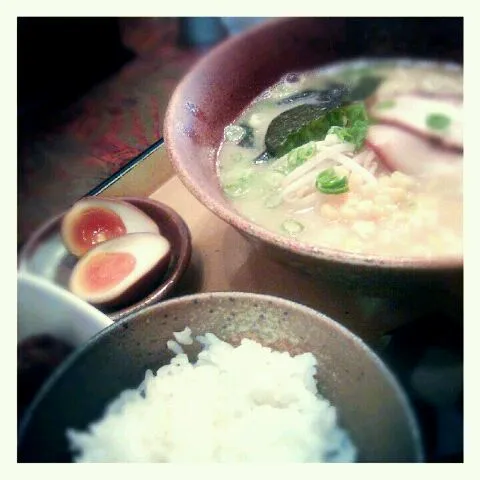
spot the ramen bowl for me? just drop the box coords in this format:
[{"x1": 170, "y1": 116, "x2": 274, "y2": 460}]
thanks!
[
  {"x1": 18, "y1": 292, "x2": 423, "y2": 462},
  {"x1": 164, "y1": 17, "x2": 463, "y2": 296}
]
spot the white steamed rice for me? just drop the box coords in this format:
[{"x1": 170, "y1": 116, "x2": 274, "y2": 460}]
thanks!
[{"x1": 66, "y1": 331, "x2": 356, "y2": 462}]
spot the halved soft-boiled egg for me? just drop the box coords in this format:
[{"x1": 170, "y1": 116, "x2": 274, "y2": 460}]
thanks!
[
  {"x1": 69, "y1": 232, "x2": 171, "y2": 309},
  {"x1": 61, "y1": 197, "x2": 160, "y2": 257}
]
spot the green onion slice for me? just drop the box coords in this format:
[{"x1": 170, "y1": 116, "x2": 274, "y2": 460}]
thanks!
[
  {"x1": 281, "y1": 219, "x2": 304, "y2": 235},
  {"x1": 315, "y1": 167, "x2": 349, "y2": 194},
  {"x1": 426, "y1": 113, "x2": 451, "y2": 131}
]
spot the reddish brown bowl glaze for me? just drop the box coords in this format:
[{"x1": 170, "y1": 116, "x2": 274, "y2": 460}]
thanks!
[
  {"x1": 18, "y1": 197, "x2": 192, "y2": 321},
  {"x1": 164, "y1": 17, "x2": 463, "y2": 296}
]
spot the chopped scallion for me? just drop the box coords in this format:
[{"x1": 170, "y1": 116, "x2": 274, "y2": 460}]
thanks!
[
  {"x1": 281, "y1": 219, "x2": 304, "y2": 235},
  {"x1": 426, "y1": 113, "x2": 451, "y2": 131},
  {"x1": 315, "y1": 167, "x2": 349, "y2": 195}
]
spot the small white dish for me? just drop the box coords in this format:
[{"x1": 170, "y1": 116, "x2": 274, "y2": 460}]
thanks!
[{"x1": 18, "y1": 271, "x2": 113, "y2": 347}]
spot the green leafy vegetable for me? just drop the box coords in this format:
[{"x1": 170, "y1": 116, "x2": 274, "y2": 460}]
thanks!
[
  {"x1": 344, "y1": 102, "x2": 369, "y2": 123},
  {"x1": 329, "y1": 123, "x2": 368, "y2": 151},
  {"x1": 265, "y1": 101, "x2": 370, "y2": 158},
  {"x1": 327, "y1": 103, "x2": 370, "y2": 150},
  {"x1": 315, "y1": 167, "x2": 349, "y2": 194},
  {"x1": 426, "y1": 113, "x2": 451, "y2": 131}
]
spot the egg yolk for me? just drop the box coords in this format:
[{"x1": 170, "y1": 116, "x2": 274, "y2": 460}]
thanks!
[
  {"x1": 74, "y1": 207, "x2": 127, "y2": 254},
  {"x1": 81, "y1": 252, "x2": 136, "y2": 292}
]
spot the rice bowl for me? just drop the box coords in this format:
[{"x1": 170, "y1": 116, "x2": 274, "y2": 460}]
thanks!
[
  {"x1": 18, "y1": 292, "x2": 423, "y2": 462},
  {"x1": 67, "y1": 331, "x2": 356, "y2": 462}
]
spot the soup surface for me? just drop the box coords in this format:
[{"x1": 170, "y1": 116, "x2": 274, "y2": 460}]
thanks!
[{"x1": 216, "y1": 60, "x2": 463, "y2": 258}]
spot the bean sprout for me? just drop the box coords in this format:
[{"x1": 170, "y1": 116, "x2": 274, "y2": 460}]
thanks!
[{"x1": 277, "y1": 136, "x2": 379, "y2": 210}]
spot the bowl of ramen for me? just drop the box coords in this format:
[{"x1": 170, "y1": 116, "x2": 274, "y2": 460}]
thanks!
[
  {"x1": 164, "y1": 17, "x2": 463, "y2": 295},
  {"x1": 18, "y1": 292, "x2": 423, "y2": 462}
]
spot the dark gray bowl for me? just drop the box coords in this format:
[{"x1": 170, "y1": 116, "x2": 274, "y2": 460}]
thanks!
[{"x1": 18, "y1": 292, "x2": 423, "y2": 462}]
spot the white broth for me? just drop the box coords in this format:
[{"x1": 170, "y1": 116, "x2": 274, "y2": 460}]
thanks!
[{"x1": 216, "y1": 60, "x2": 463, "y2": 258}]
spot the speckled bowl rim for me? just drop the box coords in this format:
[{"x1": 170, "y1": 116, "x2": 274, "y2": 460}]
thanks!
[
  {"x1": 18, "y1": 291, "x2": 424, "y2": 462},
  {"x1": 18, "y1": 197, "x2": 192, "y2": 322},
  {"x1": 165, "y1": 17, "x2": 463, "y2": 273}
]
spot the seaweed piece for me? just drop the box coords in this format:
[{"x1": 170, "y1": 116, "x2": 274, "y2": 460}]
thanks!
[
  {"x1": 276, "y1": 75, "x2": 382, "y2": 105},
  {"x1": 265, "y1": 104, "x2": 337, "y2": 158},
  {"x1": 346, "y1": 75, "x2": 383, "y2": 102},
  {"x1": 277, "y1": 84, "x2": 348, "y2": 108}
]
